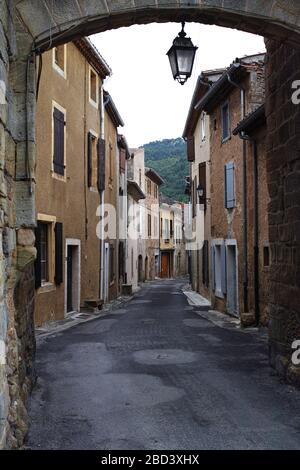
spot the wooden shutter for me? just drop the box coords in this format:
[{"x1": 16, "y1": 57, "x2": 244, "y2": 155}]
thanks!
[
  {"x1": 187, "y1": 136, "x2": 195, "y2": 162},
  {"x1": 199, "y1": 162, "x2": 207, "y2": 210},
  {"x1": 192, "y1": 177, "x2": 197, "y2": 218},
  {"x1": 221, "y1": 244, "x2": 227, "y2": 295},
  {"x1": 34, "y1": 222, "x2": 42, "y2": 289},
  {"x1": 53, "y1": 108, "x2": 65, "y2": 175},
  {"x1": 211, "y1": 245, "x2": 215, "y2": 292},
  {"x1": 54, "y1": 222, "x2": 63, "y2": 285},
  {"x1": 225, "y1": 162, "x2": 235, "y2": 209},
  {"x1": 97, "y1": 138, "x2": 106, "y2": 192},
  {"x1": 202, "y1": 240, "x2": 209, "y2": 287},
  {"x1": 87, "y1": 132, "x2": 93, "y2": 188},
  {"x1": 119, "y1": 148, "x2": 126, "y2": 173}
]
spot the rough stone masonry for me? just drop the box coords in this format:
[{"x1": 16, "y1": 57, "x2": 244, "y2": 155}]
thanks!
[{"x1": 0, "y1": 2, "x2": 36, "y2": 448}]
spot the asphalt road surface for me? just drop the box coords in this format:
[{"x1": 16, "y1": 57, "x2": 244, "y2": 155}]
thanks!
[{"x1": 27, "y1": 279, "x2": 300, "y2": 450}]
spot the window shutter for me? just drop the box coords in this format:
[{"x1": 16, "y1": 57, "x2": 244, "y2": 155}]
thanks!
[
  {"x1": 119, "y1": 148, "x2": 126, "y2": 173},
  {"x1": 34, "y1": 222, "x2": 42, "y2": 289},
  {"x1": 221, "y1": 244, "x2": 227, "y2": 295},
  {"x1": 202, "y1": 240, "x2": 209, "y2": 287},
  {"x1": 97, "y1": 138, "x2": 106, "y2": 192},
  {"x1": 87, "y1": 132, "x2": 93, "y2": 188},
  {"x1": 225, "y1": 162, "x2": 235, "y2": 209},
  {"x1": 53, "y1": 108, "x2": 65, "y2": 175},
  {"x1": 192, "y1": 177, "x2": 197, "y2": 218},
  {"x1": 199, "y1": 162, "x2": 207, "y2": 210},
  {"x1": 187, "y1": 136, "x2": 195, "y2": 162},
  {"x1": 211, "y1": 245, "x2": 215, "y2": 292},
  {"x1": 55, "y1": 222, "x2": 63, "y2": 285}
]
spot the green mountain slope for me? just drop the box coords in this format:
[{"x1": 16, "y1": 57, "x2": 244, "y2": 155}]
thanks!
[{"x1": 144, "y1": 138, "x2": 188, "y2": 202}]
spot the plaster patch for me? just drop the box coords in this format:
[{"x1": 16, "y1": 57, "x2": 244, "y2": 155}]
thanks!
[{"x1": 0, "y1": 340, "x2": 5, "y2": 365}]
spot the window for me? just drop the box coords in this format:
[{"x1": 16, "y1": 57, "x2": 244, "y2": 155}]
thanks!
[
  {"x1": 154, "y1": 216, "x2": 158, "y2": 239},
  {"x1": 212, "y1": 242, "x2": 226, "y2": 298},
  {"x1": 225, "y1": 162, "x2": 235, "y2": 209},
  {"x1": 53, "y1": 105, "x2": 66, "y2": 177},
  {"x1": 147, "y1": 178, "x2": 151, "y2": 195},
  {"x1": 221, "y1": 102, "x2": 230, "y2": 142},
  {"x1": 187, "y1": 135, "x2": 195, "y2": 162},
  {"x1": 139, "y1": 169, "x2": 142, "y2": 187},
  {"x1": 154, "y1": 184, "x2": 158, "y2": 199},
  {"x1": 89, "y1": 67, "x2": 98, "y2": 106},
  {"x1": 170, "y1": 219, "x2": 173, "y2": 239},
  {"x1": 109, "y1": 142, "x2": 113, "y2": 184},
  {"x1": 35, "y1": 217, "x2": 62, "y2": 290},
  {"x1": 202, "y1": 240, "x2": 209, "y2": 287},
  {"x1": 109, "y1": 244, "x2": 115, "y2": 283},
  {"x1": 263, "y1": 246, "x2": 270, "y2": 267},
  {"x1": 192, "y1": 177, "x2": 197, "y2": 218},
  {"x1": 87, "y1": 131, "x2": 98, "y2": 188},
  {"x1": 198, "y1": 162, "x2": 207, "y2": 210},
  {"x1": 137, "y1": 208, "x2": 141, "y2": 235},
  {"x1": 40, "y1": 223, "x2": 48, "y2": 283},
  {"x1": 201, "y1": 114, "x2": 206, "y2": 141},
  {"x1": 164, "y1": 219, "x2": 170, "y2": 241},
  {"x1": 148, "y1": 214, "x2": 152, "y2": 238},
  {"x1": 53, "y1": 45, "x2": 66, "y2": 77}
]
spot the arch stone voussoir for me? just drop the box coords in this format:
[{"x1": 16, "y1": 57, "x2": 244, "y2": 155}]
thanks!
[{"x1": 13, "y1": 0, "x2": 300, "y2": 50}]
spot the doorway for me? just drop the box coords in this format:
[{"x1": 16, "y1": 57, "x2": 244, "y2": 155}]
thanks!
[
  {"x1": 145, "y1": 257, "x2": 148, "y2": 281},
  {"x1": 138, "y1": 255, "x2": 143, "y2": 283},
  {"x1": 65, "y1": 239, "x2": 81, "y2": 315},
  {"x1": 226, "y1": 242, "x2": 238, "y2": 317},
  {"x1": 161, "y1": 252, "x2": 170, "y2": 278}
]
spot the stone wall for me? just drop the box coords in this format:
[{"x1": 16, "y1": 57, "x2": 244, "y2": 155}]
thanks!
[
  {"x1": 0, "y1": 2, "x2": 36, "y2": 449},
  {"x1": 266, "y1": 40, "x2": 300, "y2": 385}
]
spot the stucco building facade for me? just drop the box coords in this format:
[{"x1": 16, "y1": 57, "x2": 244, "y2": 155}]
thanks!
[
  {"x1": 190, "y1": 53, "x2": 269, "y2": 326},
  {"x1": 145, "y1": 168, "x2": 164, "y2": 280}
]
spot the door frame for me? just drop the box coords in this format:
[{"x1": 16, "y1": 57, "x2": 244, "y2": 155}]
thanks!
[
  {"x1": 104, "y1": 242, "x2": 110, "y2": 302},
  {"x1": 64, "y1": 239, "x2": 81, "y2": 316},
  {"x1": 225, "y1": 239, "x2": 239, "y2": 318}
]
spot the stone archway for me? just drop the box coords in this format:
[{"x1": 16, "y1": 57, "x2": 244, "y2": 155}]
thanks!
[{"x1": 1, "y1": 0, "x2": 300, "y2": 448}]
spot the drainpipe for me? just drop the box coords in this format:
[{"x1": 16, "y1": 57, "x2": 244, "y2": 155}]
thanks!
[
  {"x1": 99, "y1": 86, "x2": 108, "y2": 300},
  {"x1": 227, "y1": 73, "x2": 249, "y2": 314},
  {"x1": 238, "y1": 132, "x2": 260, "y2": 325}
]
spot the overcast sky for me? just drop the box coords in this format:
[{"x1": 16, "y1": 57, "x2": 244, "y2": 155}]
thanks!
[{"x1": 91, "y1": 23, "x2": 265, "y2": 148}]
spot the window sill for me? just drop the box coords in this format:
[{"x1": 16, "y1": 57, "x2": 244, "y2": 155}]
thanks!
[
  {"x1": 89, "y1": 98, "x2": 99, "y2": 109},
  {"x1": 51, "y1": 171, "x2": 66, "y2": 182},
  {"x1": 53, "y1": 64, "x2": 66, "y2": 79},
  {"x1": 215, "y1": 290, "x2": 224, "y2": 299},
  {"x1": 38, "y1": 283, "x2": 56, "y2": 294},
  {"x1": 221, "y1": 136, "x2": 231, "y2": 145},
  {"x1": 89, "y1": 187, "x2": 98, "y2": 193}
]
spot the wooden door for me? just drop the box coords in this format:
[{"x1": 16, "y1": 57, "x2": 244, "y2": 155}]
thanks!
[
  {"x1": 161, "y1": 253, "x2": 169, "y2": 278},
  {"x1": 67, "y1": 246, "x2": 73, "y2": 312}
]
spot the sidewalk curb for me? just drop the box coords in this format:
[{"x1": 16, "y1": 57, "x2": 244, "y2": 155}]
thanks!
[{"x1": 35, "y1": 293, "x2": 136, "y2": 341}]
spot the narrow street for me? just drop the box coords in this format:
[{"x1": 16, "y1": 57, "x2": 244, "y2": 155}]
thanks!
[{"x1": 28, "y1": 279, "x2": 300, "y2": 450}]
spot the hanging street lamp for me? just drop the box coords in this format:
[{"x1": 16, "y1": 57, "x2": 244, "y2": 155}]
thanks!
[{"x1": 167, "y1": 22, "x2": 198, "y2": 86}]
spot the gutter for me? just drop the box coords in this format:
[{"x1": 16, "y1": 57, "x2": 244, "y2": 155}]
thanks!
[{"x1": 194, "y1": 62, "x2": 241, "y2": 112}]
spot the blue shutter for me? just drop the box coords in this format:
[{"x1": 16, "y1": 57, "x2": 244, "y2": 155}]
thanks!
[
  {"x1": 221, "y1": 244, "x2": 227, "y2": 295},
  {"x1": 211, "y1": 245, "x2": 215, "y2": 292},
  {"x1": 225, "y1": 163, "x2": 235, "y2": 209}
]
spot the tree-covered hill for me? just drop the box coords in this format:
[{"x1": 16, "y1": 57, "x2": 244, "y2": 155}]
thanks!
[{"x1": 144, "y1": 138, "x2": 188, "y2": 202}]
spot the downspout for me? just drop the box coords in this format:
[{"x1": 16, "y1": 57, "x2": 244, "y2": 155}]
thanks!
[
  {"x1": 227, "y1": 73, "x2": 249, "y2": 314},
  {"x1": 238, "y1": 132, "x2": 260, "y2": 325},
  {"x1": 99, "y1": 88, "x2": 111, "y2": 300},
  {"x1": 99, "y1": 86, "x2": 105, "y2": 300}
]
